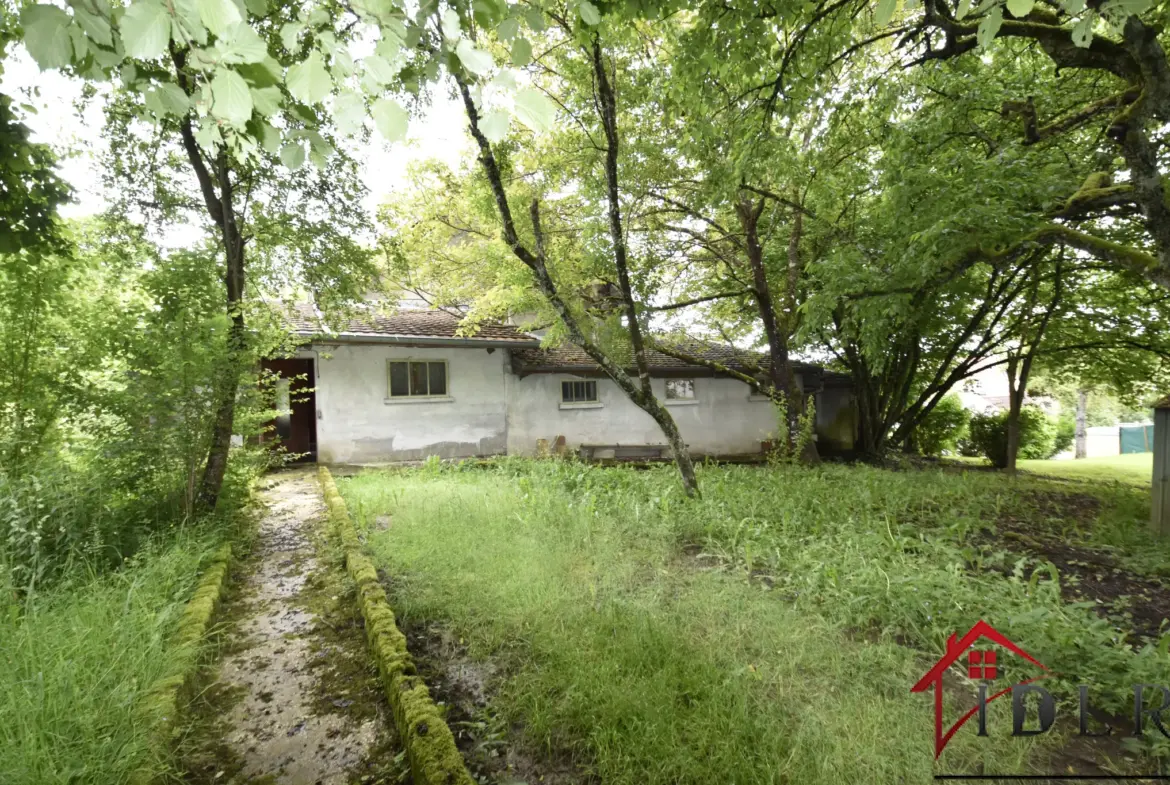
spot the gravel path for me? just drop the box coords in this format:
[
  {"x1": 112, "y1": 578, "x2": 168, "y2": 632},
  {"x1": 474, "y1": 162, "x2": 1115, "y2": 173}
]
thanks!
[{"x1": 181, "y1": 469, "x2": 402, "y2": 785}]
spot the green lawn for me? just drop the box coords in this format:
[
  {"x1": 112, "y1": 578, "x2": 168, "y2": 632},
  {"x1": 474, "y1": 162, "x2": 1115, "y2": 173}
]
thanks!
[
  {"x1": 340, "y1": 459, "x2": 1170, "y2": 784},
  {"x1": 1017, "y1": 453, "x2": 1153, "y2": 486}
]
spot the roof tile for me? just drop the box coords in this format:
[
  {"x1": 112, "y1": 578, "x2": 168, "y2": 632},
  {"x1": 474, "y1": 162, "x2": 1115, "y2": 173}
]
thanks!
[{"x1": 290, "y1": 302, "x2": 536, "y2": 343}]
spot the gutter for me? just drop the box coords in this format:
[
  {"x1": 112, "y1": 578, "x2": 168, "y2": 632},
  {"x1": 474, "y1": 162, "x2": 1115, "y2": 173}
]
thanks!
[{"x1": 297, "y1": 331, "x2": 541, "y2": 349}]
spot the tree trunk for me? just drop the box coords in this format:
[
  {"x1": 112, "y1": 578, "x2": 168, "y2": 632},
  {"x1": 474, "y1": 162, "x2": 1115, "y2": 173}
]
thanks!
[
  {"x1": 455, "y1": 71, "x2": 698, "y2": 497},
  {"x1": 735, "y1": 196, "x2": 817, "y2": 461},
  {"x1": 1075, "y1": 389, "x2": 1088, "y2": 459}
]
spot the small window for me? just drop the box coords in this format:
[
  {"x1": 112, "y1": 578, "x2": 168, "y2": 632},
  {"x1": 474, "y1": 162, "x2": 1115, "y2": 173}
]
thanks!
[
  {"x1": 665, "y1": 379, "x2": 695, "y2": 400},
  {"x1": 387, "y1": 360, "x2": 448, "y2": 398},
  {"x1": 561, "y1": 380, "x2": 598, "y2": 403}
]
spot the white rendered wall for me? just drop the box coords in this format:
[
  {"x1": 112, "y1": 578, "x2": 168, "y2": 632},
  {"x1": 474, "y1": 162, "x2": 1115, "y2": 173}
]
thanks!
[
  {"x1": 505, "y1": 373, "x2": 780, "y2": 456},
  {"x1": 306, "y1": 343, "x2": 510, "y2": 463}
]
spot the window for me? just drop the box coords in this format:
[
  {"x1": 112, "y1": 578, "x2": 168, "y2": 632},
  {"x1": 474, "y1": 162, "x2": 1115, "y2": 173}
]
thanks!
[
  {"x1": 665, "y1": 379, "x2": 695, "y2": 400},
  {"x1": 561, "y1": 380, "x2": 598, "y2": 403},
  {"x1": 387, "y1": 360, "x2": 448, "y2": 398}
]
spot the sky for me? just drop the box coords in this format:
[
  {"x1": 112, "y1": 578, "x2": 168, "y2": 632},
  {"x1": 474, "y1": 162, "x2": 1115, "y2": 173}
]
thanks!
[{"x1": 0, "y1": 45, "x2": 473, "y2": 239}]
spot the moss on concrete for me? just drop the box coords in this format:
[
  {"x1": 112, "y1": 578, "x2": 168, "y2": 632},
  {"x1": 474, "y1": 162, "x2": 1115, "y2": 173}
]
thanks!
[
  {"x1": 318, "y1": 466, "x2": 475, "y2": 785},
  {"x1": 132, "y1": 542, "x2": 233, "y2": 785}
]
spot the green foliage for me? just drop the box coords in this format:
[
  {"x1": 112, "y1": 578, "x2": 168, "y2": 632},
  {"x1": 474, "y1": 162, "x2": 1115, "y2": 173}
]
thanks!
[
  {"x1": 916, "y1": 394, "x2": 970, "y2": 456},
  {"x1": 767, "y1": 396, "x2": 816, "y2": 464},
  {"x1": 968, "y1": 406, "x2": 1058, "y2": 466},
  {"x1": 0, "y1": 522, "x2": 232, "y2": 785},
  {"x1": 968, "y1": 411, "x2": 1012, "y2": 467},
  {"x1": 1018, "y1": 407, "x2": 1057, "y2": 460},
  {"x1": 1053, "y1": 412, "x2": 1076, "y2": 455},
  {"x1": 0, "y1": 215, "x2": 274, "y2": 588},
  {"x1": 0, "y1": 96, "x2": 71, "y2": 255}
]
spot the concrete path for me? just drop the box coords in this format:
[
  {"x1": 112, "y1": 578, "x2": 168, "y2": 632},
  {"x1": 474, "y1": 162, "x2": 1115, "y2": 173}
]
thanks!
[{"x1": 180, "y1": 469, "x2": 403, "y2": 785}]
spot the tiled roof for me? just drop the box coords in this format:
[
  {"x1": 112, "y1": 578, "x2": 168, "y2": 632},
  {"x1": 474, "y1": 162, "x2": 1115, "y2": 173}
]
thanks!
[
  {"x1": 511, "y1": 340, "x2": 771, "y2": 371},
  {"x1": 511, "y1": 339, "x2": 848, "y2": 383},
  {"x1": 290, "y1": 303, "x2": 538, "y2": 344}
]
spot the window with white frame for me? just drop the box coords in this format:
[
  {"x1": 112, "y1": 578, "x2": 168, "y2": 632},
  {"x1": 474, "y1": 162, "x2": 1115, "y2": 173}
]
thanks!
[
  {"x1": 665, "y1": 378, "x2": 695, "y2": 400},
  {"x1": 387, "y1": 360, "x2": 448, "y2": 398},
  {"x1": 561, "y1": 380, "x2": 598, "y2": 404}
]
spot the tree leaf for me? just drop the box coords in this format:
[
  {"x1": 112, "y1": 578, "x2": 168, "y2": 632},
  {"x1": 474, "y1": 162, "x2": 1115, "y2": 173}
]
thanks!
[
  {"x1": 372, "y1": 97, "x2": 408, "y2": 141},
  {"x1": 333, "y1": 90, "x2": 366, "y2": 135},
  {"x1": 455, "y1": 39, "x2": 494, "y2": 76},
  {"x1": 511, "y1": 37, "x2": 532, "y2": 67},
  {"x1": 211, "y1": 67, "x2": 253, "y2": 126},
  {"x1": 375, "y1": 34, "x2": 400, "y2": 60},
  {"x1": 194, "y1": 117, "x2": 222, "y2": 150},
  {"x1": 280, "y1": 141, "x2": 305, "y2": 169},
  {"x1": 170, "y1": 0, "x2": 208, "y2": 45},
  {"x1": 244, "y1": 0, "x2": 266, "y2": 16},
  {"x1": 1106, "y1": 0, "x2": 1151, "y2": 15},
  {"x1": 195, "y1": 0, "x2": 241, "y2": 38},
  {"x1": 237, "y1": 56, "x2": 281, "y2": 86},
  {"x1": 362, "y1": 54, "x2": 399, "y2": 85},
  {"x1": 578, "y1": 0, "x2": 601, "y2": 25},
  {"x1": 525, "y1": 6, "x2": 545, "y2": 31},
  {"x1": 481, "y1": 109, "x2": 510, "y2": 142},
  {"x1": 875, "y1": 0, "x2": 898, "y2": 27},
  {"x1": 441, "y1": 8, "x2": 462, "y2": 40},
  {"x1": 957, "y1": 0, "x2": 973, "y2": 18},
  {"x1": 220, "y1": 22, "x2": 268, "y2": 63},
  {"x1": 514, "y1": 87, "x2": 555, "y2": 132},
  {"x1": 20, "y1": 5, "x2": 74, "y2": 69},
  {"x1": 1005, "y1": 0, "x2": 1033, "y2": 16},
  {"x1": 976, "y1": 5, "x2": 1004, "y2": 47},
  {"x1": 121, "y1": 0, "x2": 172, "y2": 60},
  {"x1": 497, "y1": 18, "x2": 519, "y2": 41},
  {"x1": 145, "y1": 82, "x2": 190, "y2": 116},
  {"x1": 258, "y1": 121, "x2": 280, "y2": 153},
  {"x1": 286, "y1": 50, "x2": 332, "y2": 104},
  {"x1": 279, "y1": 21, "x2": 303, "y2": 51},
  {"x1": 333, "y1": 46, "x2": 354, "y2": 77},
  {"x1": 72, "y1": 7, "x2": 113, "y2": 47},
  {"x1": 251, "y1": 85, "x2": 281, "y2": 115},
  {"x1": 1071, "y1": 11, "x2": 1094, "y2": 46}
]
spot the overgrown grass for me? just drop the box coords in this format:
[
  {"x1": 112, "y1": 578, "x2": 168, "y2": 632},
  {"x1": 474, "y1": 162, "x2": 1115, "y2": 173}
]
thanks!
[
  {"x1": 0, "y1": 522, "x2": 233, "y2": 785},
  {"x1": 1017, "y1": 453, "x2": 1153, "y2": 486},
  {"x1": 340, "y1": 460, "x2": 1170, "y2": 783}
]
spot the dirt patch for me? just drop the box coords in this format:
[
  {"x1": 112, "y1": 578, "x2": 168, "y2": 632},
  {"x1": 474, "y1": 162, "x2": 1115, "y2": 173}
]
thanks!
[
  {"x1": 177, "y1": 469, "x2": 406, "y2": 785},
  {"x1": 389, "y1": 600, "x2": 590, "y2": 785},
  {"x1": 987, "y1": 491, "x2": 1170, "y2": 643}
]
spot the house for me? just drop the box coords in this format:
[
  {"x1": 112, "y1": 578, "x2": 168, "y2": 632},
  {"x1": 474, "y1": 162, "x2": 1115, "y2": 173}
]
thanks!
[{"x1": 272, "y1": 304, "x2": 856, "y2": 464}]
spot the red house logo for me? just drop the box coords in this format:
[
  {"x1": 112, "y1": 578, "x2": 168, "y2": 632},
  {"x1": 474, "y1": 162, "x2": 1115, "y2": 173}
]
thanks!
[{"x1": 911, "y1": 620, "x2": 1051, "y2": 758}]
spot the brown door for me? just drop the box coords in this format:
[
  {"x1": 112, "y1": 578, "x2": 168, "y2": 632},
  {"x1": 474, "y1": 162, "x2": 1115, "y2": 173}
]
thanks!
[{"x1": 260, "y1": 358, "x2": 317, "y2": 462}]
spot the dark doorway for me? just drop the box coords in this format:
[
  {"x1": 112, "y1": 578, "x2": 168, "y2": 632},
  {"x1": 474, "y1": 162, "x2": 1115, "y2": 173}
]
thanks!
[{"x1": 260, "y1": 358, "x2": 317, "y2": 462}]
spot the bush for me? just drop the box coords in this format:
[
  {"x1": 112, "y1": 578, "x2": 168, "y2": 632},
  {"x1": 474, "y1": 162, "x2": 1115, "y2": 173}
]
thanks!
[
  {"x1": 967, "y1": 411, "x2": 1010, "y2": 467},
  {"x1": 966, "y1": 406, "x2": 1056, "y2": 467},
  {"x1": 1053, "y1": 412, "x2": 1076, "y2": 455},
  {"x1": 1017, "y1": 406, "x2": 1057, "y2": 460},
  {"x1": 915, "y1": 394, "x2": 970, "y2": 456}
]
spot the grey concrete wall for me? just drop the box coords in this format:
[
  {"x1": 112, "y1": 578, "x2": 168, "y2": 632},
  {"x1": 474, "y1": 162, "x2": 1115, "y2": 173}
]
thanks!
[
  {"x1": 307, "y1": 343, "x2": 509, "y2": 463},
  {"x1": 308, "y1": 343, "x2": 857, "y2": 461},
  {"x1": 505, "y1": 373, "x2": 781, "y2": 456}
]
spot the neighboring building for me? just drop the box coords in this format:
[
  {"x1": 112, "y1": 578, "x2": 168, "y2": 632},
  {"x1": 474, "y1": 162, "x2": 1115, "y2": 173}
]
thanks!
[
  {"x1": 957, "y1": 365, "x2": 1058, "y2": 415},
  {"x1": 272, "y1": 305, "x2": 856, "y2": 464}
]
